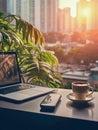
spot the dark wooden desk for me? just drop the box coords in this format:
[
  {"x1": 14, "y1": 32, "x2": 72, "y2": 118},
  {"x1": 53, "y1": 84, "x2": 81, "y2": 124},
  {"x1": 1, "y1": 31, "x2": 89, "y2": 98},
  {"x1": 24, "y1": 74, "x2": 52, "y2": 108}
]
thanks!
[{"x1": 0, "y1": 89, "x2": 98, "y2": 130}]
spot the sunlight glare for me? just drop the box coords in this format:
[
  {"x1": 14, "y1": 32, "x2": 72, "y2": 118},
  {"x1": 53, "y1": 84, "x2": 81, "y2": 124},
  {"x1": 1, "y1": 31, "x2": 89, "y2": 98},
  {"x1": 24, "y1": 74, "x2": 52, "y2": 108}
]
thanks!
[
  {"x1": 83, "y1": 8, "x2": 90, "y2": 16},
  {"x1": 59, "y1": 0, "x2": 77, "y2": 17}
]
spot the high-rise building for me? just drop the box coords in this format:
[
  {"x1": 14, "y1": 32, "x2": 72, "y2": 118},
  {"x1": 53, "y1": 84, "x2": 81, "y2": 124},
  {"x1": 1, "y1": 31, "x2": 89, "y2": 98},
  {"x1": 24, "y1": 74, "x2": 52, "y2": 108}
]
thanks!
[
  {"x1": 46, "y1": 0, "x2": 58, "y2": 32},
  {"x1": 71, "y1": 16, "x2": 77, "y2": 33},
  {"x1": 58, "y1": 7, "x2": 71, "y2": 33},
  {"x1": 16, "y1": 0, "x2": 21, "y2": 16},
  {"x1": 21, "y1": 0, "x2": 29, "y2": 21},
  {"x1": 7, "y1": 0, "x2": 16, "y2": 14},
  {"x1": 0, "y1": 0, "x2": 7, "y2": 15},
  {"x1": 87, "y1": 0, "x2": 98, "y2": 30},
  {"x1": 40, "y1": 0, "x2": 46, "y2": 32},
  {"x1": 7, "y1": 0, "x2": 59, "y2": 33},
  {"x1": 30, "y1": 0, "x2": 59, "y2": 32},
  {"x1": 76, "y1": 0, "x2": 88, "y2": 32},
  {"x1": 58, "y1": 8, "x2": 65, "y2": 33}
]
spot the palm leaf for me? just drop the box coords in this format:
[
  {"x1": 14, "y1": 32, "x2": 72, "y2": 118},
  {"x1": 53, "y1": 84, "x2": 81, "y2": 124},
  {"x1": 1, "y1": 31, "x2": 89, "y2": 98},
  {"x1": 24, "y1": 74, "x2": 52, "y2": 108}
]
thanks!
[{"x1": 0, "y1": 13, "x2": 62, "y2": 88}]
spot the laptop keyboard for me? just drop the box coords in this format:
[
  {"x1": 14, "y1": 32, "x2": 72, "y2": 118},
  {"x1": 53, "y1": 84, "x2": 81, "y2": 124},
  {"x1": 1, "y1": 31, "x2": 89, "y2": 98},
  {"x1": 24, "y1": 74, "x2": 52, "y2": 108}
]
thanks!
[{"x1": 0, "y1": 84, "x2": 33, "y2": 94}]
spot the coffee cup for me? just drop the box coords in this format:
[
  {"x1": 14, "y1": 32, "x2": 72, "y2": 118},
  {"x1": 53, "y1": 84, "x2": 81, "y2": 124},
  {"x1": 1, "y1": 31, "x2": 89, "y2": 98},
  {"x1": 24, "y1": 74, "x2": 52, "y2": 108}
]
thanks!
[{"x1": 72, "y1": 81, "x2": 94, "y2": 100}]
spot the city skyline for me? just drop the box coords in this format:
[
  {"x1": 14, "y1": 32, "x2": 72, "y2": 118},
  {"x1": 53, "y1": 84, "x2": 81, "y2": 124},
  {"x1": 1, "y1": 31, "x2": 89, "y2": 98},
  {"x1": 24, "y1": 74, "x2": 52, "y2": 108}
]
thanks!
[
  {"x1": 59, "y1": 0, "x2": 91, "y2": 17},
  {"x1": 0, "y1": 0, "x2": 98, "y2": 33}
]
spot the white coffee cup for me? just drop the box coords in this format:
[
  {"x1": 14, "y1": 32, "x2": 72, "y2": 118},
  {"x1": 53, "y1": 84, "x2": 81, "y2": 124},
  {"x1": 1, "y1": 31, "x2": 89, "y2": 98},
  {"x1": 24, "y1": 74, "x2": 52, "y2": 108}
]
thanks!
[{"x1": 72, "y1": 81, "x2": 94, "y2": 100}]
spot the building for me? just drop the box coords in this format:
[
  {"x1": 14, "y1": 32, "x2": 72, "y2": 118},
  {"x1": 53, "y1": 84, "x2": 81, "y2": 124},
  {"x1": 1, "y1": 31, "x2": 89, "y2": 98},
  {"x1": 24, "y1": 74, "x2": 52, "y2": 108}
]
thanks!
[
  {"x1": 89, "y1": 61, "x2": 98, "y2": 88},
  {"x1": 87, "y1": 0, "x2": 98, "y2": 30},
  {"x1": 7, "y1": 0, "x2": 59, "y2": 33},
  {"x1": 7, "y1": 0, "x2": 16, "y2": 14},
  {"x1": 76, "y1": 0, "x2": 88, "y2": 32},
  {"x1": 62, "y1": 70, "x2": 89, "y2": 83},
  {"x1": 62, "y1": 60, "x2": 98, "y2": 90},
  {"x1": 71, "y1": 16, "x2": 77, "y2": 33},
  {"x1": 0, "y1": 0, "x2": 7, "y2": 15},
  {"x1": 46, "y1": 0, "x2": 59, "y2": 32},
  {"x1": 58, "y1": 7, "x2": 71, "y2": 33}
]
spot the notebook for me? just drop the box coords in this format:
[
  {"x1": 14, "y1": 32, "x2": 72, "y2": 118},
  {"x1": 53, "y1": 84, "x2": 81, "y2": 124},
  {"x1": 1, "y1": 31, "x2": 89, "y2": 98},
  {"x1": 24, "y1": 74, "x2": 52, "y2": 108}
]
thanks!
[{"x1": 0, "y1": 52, "x2": 55, "y2": 103}]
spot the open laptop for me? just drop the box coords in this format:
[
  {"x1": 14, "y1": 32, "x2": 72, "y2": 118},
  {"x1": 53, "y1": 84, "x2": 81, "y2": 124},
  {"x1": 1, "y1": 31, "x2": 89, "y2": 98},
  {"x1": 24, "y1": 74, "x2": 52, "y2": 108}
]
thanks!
[{"x1": 0, "y1": 52, "x2": 55, "y2": 103}]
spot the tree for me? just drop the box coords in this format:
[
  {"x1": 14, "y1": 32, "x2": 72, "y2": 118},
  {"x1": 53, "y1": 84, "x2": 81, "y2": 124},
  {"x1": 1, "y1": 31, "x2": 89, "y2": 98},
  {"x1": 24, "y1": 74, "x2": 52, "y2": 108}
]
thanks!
[
  {"x1": 65, "y1": 43, "x2": 98, "y2": 65},
  {"x1": 46, "y1": 46, "x2": 66, "y2": 63},
  {"x1": 71, "y1": 32, "x2": 86, "y2": 43},
  {"x1": 86, "y1": 30, "x2": 98, "y2": 43},
  {"x1": 0, "y1": 12, "x2": 62, "y2": 88}
]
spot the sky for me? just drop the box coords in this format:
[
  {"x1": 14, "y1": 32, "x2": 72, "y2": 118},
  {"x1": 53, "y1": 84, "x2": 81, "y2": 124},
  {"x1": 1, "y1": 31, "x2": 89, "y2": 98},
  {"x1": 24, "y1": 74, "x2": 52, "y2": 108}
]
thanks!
[{"x1": 59, "y1": 0, "x2": 79, "y2": 17}]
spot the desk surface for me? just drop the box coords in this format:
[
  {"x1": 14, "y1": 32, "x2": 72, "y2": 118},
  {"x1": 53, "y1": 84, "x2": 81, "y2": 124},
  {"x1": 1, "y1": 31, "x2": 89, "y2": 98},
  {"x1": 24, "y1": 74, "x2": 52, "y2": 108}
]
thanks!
[
  {"x1": 0, "y1": 88, "x2": 98, "y2": 129},
  {"x1": 0, "y1": 88, "x2": 98, "y2": 121}
]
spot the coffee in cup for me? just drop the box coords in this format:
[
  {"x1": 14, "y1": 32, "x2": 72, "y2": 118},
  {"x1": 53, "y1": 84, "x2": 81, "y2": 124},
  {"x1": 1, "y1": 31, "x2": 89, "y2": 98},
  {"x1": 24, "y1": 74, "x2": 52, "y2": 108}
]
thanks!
[{"x1": 72, "y1": 81, "x2": 94, "y2": 100}]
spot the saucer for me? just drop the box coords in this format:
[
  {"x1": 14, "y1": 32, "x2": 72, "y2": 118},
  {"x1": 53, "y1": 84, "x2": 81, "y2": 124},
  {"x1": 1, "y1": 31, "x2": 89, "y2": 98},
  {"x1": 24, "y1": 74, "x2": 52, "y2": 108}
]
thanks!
[{"x1": 66, "y1": 93, "x2": 94, "y2": 103}]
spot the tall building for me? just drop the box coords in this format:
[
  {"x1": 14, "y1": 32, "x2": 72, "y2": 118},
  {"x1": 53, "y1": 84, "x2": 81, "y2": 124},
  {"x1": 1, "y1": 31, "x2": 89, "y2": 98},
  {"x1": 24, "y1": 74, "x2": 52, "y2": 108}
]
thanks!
[
  {"x1": 21, "y1": 0, "x2": 29, "y2": 21},
  {"x1": 87, "y1": 0, "x2": 98, "y2": 30},
  {"x1": 71, "y1": 17, "x2": 77, "y2": 33},
  {"x1": 46, "y1": 0, "x2": 58, "y2": 32},
  {"x1": 64, "y1": 8, "x2": 71, "y2": 33},
  {"x1": 7, "y1": 0, "x2": 16, "y2": 14},
  {"x1": 16, "y1": 0, "x2": 21, "y2": 16},
  {"x1": 58, "y1": 7, "x2": 71, "y2": 33},
  {"x1": 30, "y1": 0, "x2": 59, "y2": 32},
  {"x1": 7, "y1": 0, "x2": 59, "y2": 33},
  {"x1": 0, "y1": 0, "x2": 7, "y2": 15},
  {"x1": 58, "y1": 8, "x2": 65, "y2": 33},
  {"x1": 76, "y1": 0, "x2": 88, "y2": 32},
  {"x1": 40, "y1": 0, "x2": 45, "y2": 32}
]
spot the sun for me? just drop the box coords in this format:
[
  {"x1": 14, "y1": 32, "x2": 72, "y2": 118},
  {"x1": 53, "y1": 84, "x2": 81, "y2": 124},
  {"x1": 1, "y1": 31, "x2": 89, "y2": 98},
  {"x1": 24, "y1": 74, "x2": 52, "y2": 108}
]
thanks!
[{"x1": 83, "y1": 8, "x2": 90, "y2": 16}]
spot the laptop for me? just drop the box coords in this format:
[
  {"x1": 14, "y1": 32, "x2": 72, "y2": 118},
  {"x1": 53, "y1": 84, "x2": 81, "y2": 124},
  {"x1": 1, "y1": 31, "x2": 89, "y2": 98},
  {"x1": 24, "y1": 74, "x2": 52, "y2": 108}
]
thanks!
[{"x1": 0, "y1": 52, "x2": 55, "y2": 103}]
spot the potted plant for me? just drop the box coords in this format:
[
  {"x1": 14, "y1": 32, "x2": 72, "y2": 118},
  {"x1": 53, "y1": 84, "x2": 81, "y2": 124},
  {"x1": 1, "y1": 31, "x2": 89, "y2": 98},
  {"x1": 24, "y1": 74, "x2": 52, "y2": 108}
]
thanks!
[{"x1": 0, "y1": 12, "x2": 62, "y2": 88}]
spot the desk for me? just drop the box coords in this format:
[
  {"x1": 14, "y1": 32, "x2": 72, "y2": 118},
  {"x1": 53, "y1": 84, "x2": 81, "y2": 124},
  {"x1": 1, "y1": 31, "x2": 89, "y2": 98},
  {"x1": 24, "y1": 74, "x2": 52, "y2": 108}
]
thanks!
[{"x1": 0, "y1": 89, "x2": 98, "y2": 130}]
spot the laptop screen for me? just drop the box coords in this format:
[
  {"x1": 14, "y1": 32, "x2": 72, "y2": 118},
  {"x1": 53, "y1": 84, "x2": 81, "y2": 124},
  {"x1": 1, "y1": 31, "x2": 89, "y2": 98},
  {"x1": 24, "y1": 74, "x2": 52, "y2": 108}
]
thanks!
[{"x1": 0, "y1": 52, "x2": 21, "y2": 87}]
